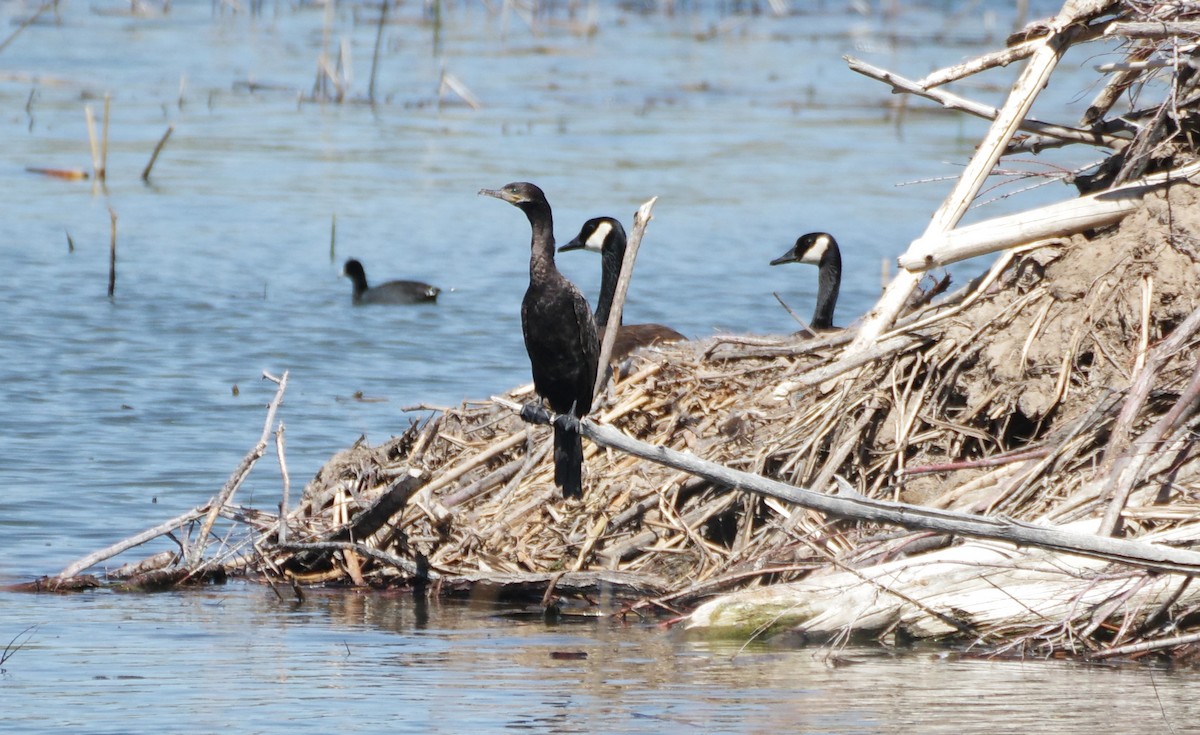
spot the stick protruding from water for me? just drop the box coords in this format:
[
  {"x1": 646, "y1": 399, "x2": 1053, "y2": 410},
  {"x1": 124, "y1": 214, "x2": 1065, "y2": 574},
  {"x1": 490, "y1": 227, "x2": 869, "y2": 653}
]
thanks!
[
  {"x1": 142, "y1": 125, "x2": 174, "y2": 182},
  {"x1": 107, "y1": 208, "x2": 117, "y2": 298}
]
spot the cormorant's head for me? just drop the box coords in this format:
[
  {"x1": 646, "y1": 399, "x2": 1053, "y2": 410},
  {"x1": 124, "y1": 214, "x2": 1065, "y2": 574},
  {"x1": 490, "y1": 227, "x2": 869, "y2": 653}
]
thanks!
[
  {"x1": 559, "y1": 217, "x2": 625, "y2": 255},
  {"x1": 770, "y1": 232, "x2": 838, "y2": 267},
  {"x1": 479, "y1": 181, "x2": 548, "y2": 210}
]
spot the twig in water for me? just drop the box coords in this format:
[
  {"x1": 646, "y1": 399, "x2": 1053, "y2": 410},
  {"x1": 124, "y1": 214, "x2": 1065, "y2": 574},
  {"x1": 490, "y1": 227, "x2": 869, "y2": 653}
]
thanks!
[
  {"x1": 315, "y1": 0, "x2": 334, "y2": 101},
  {"x1": 26, "y1": 167, "x2": 87, "y2": 180},
  {"x1": 368, "y1": 0, "x2": 389, "y2": 104},
  {"x1": 329, "y1": 213, "x2": 337, "y2": 262},
  {"x1": 141, "y1": 125, "x2": 174, "y2": 181},
  {"x1": 25, "y1": 88, "x2": 35, "y2": 131},
  {"x1": 1, "y1": 625, "x2": 39, "y2": 668},
  {"x1": 336, "y1": 38, "x2": 352, "y2": 102},
  {"x1": 107, "y1": 208, "x2": 118, "y2": 298},
  {"x1": 85, "y1": 105, "x2": 100, "y2": 180},
  {"x1": 0, "y1": 0, "x2": 57, "y2": 55},
  {"x1": 438, "y1": 67, "x2": 481, "y2": 110},
  {"x1": 100, "y1": 94, "x2": 110, "y2": 181}
]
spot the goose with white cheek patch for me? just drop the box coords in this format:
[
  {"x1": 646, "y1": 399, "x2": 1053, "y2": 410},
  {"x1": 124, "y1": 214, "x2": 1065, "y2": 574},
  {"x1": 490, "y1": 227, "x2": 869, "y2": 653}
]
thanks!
[
  {"x1": 770, "y1": 232, "x2": 841, "y2": 331},
  {"x1": 559, "y1": 216, "x2": 686, "y2": 362}
]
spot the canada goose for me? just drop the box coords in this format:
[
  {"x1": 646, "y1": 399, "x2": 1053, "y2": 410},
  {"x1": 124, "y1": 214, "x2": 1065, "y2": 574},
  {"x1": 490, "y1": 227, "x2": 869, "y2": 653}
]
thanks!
[
  {"x1": 770, "y1": 232, "x2": 841, "y2": 330},
  {"x1": 559, "y1": 216, "x2": 686, "y2": 361}
]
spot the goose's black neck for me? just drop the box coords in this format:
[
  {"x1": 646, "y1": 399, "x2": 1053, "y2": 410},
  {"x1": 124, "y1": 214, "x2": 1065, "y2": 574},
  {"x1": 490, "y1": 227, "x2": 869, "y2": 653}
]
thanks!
[
  {"x1": 595, "y1": 227, "x2": 627, "y2": 328},
  {"x1": 812, "y1": 247, "x2": 842, "y2": 330}
]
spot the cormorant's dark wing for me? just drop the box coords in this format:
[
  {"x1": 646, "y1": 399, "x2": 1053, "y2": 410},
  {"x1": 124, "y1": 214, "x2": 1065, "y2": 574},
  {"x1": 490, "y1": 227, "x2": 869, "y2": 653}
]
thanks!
[{"x1": 567, "y1": 282, "x2": 600, "y2": 417}]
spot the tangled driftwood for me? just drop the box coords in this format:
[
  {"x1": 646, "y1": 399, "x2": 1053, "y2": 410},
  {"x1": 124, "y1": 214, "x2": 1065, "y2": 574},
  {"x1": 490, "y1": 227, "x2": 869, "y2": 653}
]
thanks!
[{"x1": 32, "y1": 0, "x2": 1200, "y2": 661}]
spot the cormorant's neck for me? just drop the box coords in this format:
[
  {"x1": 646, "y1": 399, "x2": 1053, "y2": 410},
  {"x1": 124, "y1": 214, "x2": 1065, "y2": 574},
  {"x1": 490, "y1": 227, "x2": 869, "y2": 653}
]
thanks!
[
  {"x1": 811, "y1": 248, "x2": 841, "y2": 330},
  {"x1": 595, "y1": 234, "x2": 626, "y2": 328},
  {"x1": 522, "y1": 200, "x2": 557, "y2": 278}
]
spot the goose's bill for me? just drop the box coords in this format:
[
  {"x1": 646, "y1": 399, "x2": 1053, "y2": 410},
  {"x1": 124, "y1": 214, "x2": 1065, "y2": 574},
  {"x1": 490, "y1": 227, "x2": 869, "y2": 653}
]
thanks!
[
  {"x1": 769, "y1": 250, "x2": 797, "y2": 266},
  {"x1": 558, "y1": 237, "x2": 586, "y2": 252}
]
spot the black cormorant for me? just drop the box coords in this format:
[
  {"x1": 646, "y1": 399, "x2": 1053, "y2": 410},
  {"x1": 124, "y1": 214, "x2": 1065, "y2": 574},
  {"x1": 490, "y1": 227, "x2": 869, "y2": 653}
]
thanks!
[
  {"x1": 559, "y1": 216, "x2": 686, "y2": 362},
  {"x1": 769, "y1": 232, "x2": 842, "y2": 330},
  {"x1": 479, "y1": 182, "x2": 599, "y2": 499},
  {"x1": 342, "y1": 258, "x2": 440, "y2": 305}
]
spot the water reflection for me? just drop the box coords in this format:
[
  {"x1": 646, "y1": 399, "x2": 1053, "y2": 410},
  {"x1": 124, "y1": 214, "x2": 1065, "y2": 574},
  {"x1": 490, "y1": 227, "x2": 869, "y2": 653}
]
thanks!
[{"x1": 2, "y1": 584, "x2": 1196, "y2": 734}]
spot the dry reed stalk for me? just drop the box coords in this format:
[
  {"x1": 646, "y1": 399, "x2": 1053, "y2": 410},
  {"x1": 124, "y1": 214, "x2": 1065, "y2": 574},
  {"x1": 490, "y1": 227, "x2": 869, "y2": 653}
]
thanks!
[
  {"x1": 141, "y1": 125, "x2": 174, "y2": 182},
  {"x1": 329, "y1": 213, "x2": 337, "y2": 262},
  {"x1": 26, "y1": 167, "x2": 88, "y2": 180},
  {"x1": 438, "y1": 69, "x2": 482, "y2": 110},
  {"x1": 85, "y1": 105, "x2": 100, "y2": 181},
  {"x1": 107, "y1": 208, "x2": 117, "y2": 297},
  {"x1": 100, "y1": 94, "x2": 110, "y2": 181},
  {"x1": 275, "y1": 422, "x2": 289, "y2": 545},
  {"x1": 0, "y1": 0, "x2": 57, "y2": 54},
  {"x1": 367, "y1": 0, "x2": 388, "y2": 104}
]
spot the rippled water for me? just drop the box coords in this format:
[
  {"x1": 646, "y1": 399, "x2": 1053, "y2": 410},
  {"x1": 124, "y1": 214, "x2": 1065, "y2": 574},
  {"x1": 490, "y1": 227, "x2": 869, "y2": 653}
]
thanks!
[
  {"x1": 1, "y1": 0, "x2": 1186, "y2": 731},
  {"x1": 4, "y1": 585, "x2": 1199, "y2": 734}
]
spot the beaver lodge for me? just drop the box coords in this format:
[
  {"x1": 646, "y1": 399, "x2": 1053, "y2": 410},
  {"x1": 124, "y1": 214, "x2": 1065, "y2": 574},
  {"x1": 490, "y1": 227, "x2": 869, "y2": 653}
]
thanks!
[{"x1": 28, "y1": 0, "x2": 1200, "y2": 662}]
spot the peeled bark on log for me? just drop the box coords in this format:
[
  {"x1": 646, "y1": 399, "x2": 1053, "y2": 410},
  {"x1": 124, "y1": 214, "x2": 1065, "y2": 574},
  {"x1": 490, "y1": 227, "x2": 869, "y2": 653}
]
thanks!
[
  {"x1": 896, "y1": 161, "x2": 1200, "y2": 271},
  {"x1": 687, "y1": 523, "x2": 1200, "y2": 640},
  {"x1": 849, "y1": 19, "x2": 1086, "y2": 351}
]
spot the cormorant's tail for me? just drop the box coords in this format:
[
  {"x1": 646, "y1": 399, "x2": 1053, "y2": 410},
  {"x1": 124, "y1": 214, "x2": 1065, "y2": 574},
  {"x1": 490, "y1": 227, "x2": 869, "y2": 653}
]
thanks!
[{"x1": 553, "y1": 422, "x2": 584, "y2": 499}]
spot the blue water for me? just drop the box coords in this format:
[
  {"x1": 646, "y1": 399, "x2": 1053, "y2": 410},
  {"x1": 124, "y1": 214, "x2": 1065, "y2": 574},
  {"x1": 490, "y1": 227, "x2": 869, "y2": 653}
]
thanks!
[
  {"x1": 2, "y1": 0, "x2": 1191, "y2": 731},
  {"x1": 4, "y1": 587, "x2": 1198, "y2": 734}
]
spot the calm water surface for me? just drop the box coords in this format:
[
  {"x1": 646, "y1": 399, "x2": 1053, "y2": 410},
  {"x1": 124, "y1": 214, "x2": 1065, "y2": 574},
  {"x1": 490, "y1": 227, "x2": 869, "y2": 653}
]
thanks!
[
  {"x1": 1, "y1": 0, "x2": 1188, "y2": 731},
  {"x1": 4, "y1": 586, "x2": 1198, "y2": 734}
]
